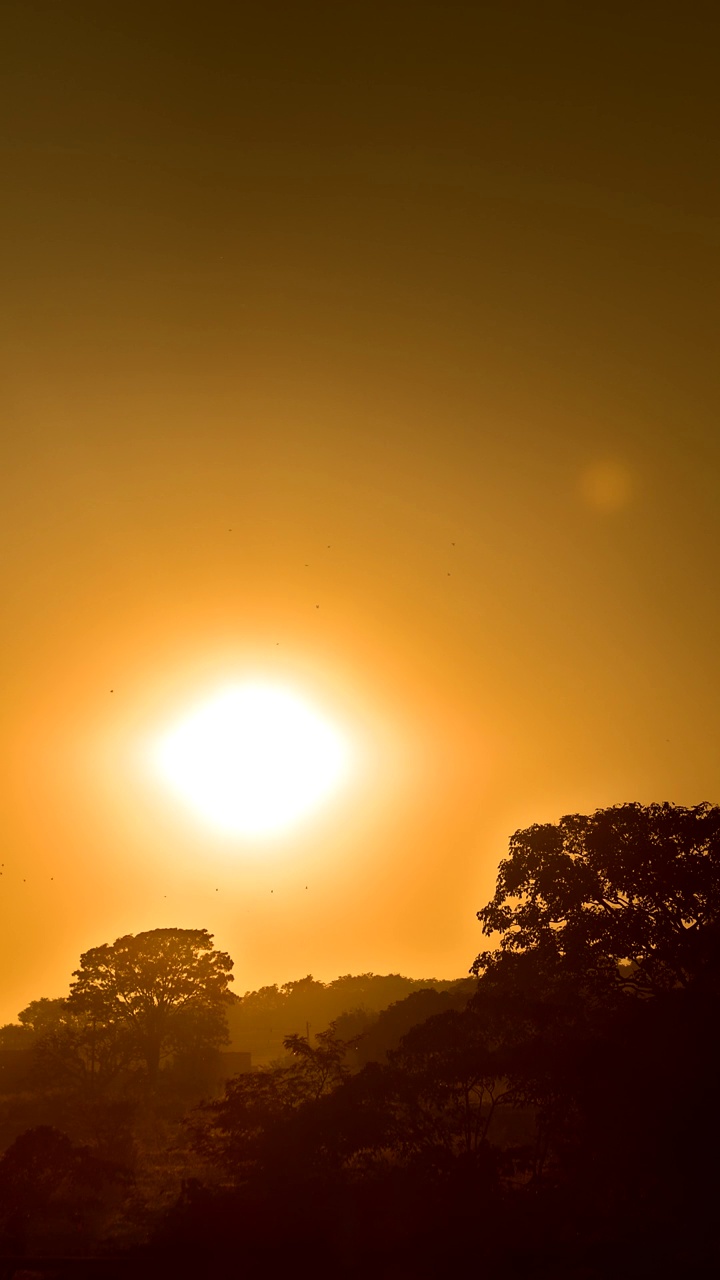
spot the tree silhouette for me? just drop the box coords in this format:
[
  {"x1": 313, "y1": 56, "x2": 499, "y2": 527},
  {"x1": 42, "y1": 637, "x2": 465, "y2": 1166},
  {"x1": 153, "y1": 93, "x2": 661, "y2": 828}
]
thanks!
[
  {"x1": 472, "y1": 802, "x2": 720, "y2": 996},
  {"x1": 18, "y1": 997, "x2": 69, "y2": 1037},
  {"x1": 388, "y1": 1003, "x2": 510, "y2": 1159},
  {"x1": 283, "y1": 1028, "x2": 350, "y2": 1101},
  {"x1": 0, "y1": 1124, "x2": 127, "y2": 1253},
  {"x1": 68, "y1": 928, "x2": 233, "y2": 1084},
  {"x1": 225, "y1": 972, "x2": 460, "y2": 1064}
]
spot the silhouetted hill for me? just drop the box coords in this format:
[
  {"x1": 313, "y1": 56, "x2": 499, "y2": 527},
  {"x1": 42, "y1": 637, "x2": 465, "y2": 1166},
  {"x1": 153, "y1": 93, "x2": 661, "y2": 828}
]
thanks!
[
  {"x1": 336, "y1": 979, "x2": 477, "y2": 1065},
  {"x1": 226, "y1": 972, "x2": 471, "y2": 1063}
]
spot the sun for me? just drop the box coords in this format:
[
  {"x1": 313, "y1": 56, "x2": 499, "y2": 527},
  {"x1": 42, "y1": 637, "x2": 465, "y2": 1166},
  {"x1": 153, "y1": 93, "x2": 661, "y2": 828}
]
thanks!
[{"x1": 151, "y1": 682, "x2": 352, "y2": 836}]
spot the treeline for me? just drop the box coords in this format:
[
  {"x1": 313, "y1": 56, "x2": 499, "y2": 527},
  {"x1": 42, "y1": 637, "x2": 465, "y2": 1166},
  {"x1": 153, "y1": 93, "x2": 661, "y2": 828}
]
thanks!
[
  {"x1": 226, "y1": 972, "x2": 474, "y2": 1063},
  {"x1": 162, "y1": 803, "x2": 720, "y2": 1277},
  {"x1": 0, "y1": 932, "x2": 471, "y2": 1262},
  {"x1": 0, "y1": 802, "x2": 719, "y2": 1276}
]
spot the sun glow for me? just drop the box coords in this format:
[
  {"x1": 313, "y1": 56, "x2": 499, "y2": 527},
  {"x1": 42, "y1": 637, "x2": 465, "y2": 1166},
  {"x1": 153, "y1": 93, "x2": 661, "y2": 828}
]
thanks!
[{"x1": 151, "y1": 682, "x2": 352, "y2": 836}]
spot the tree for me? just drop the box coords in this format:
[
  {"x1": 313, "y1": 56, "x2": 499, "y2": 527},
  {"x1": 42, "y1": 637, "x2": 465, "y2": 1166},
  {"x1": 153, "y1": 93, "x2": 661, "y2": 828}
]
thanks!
[
  {"x1": 283, "y1": 1027, "x2": 350, "y2": 1101},
  {"x1": 388, "y1": 1003, "x2": 510, "y2": 1160},
  {"x1": 225, "y1": 973, "x2": 463, "y2": 1064},
  {"x1": 0, "y1": 1125, "x2": 128, "y2": 1254},
  {"x1": 353, "y1": 982, "x2": 476, "y2": 1066},
  {"x1": 18, "y1": 997, "x2": 69, "y2": 1037},
  {"x1": 472, "y1": 802, "x2": 720, "y2": 996},
  {"x1": 192, "y1": 1028, "x2": 353, "y2": 1182},
  {"x1": 0, "y1": 999, "x2": 68, "y2": 1052},
  {"x1": 67, "y1": 928, "x2": 233, "y2": 1083}
]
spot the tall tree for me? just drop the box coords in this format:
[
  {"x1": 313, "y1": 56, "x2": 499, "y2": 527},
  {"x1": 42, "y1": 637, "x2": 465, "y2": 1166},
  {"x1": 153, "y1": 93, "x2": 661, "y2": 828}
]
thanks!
[
  {"x1": 67, "y1": 928, "x2": 233, "y2": 1082},
  {"x1": 472, "y1": 802, "x2": 720, "y2": 996},
  {"x1": 192, "y1": 1028, "x2": 351, "y2": 1181}
]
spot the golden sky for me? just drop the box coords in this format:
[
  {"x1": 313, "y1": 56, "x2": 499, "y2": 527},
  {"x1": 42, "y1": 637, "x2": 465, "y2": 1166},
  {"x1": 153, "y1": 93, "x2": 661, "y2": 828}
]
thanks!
[{"x1": 2, "y1": 2, "x2": 719, "y2": 1022}]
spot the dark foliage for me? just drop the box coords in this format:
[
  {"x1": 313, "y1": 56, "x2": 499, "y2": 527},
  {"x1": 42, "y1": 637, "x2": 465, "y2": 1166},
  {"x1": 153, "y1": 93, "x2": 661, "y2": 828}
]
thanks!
[
  {"x1": 473, "y1": 801, "x2": 720, "y2": 995},
  {"x1": 68, "y1": 928, "x2": 234, "y2": 1084},
  {"x1": 225, "y1": 971, "x2": 466, "y2": 1063},
  {"x1": 4, "y1": 804, "x2": 720, "y2": 1276}
]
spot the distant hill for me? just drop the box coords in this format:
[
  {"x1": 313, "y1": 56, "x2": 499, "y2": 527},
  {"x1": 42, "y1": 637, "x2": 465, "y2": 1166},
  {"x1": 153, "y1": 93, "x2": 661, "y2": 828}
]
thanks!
[
  {"x1": 335, "y1": 980, "x2": 478, "y2": 1067},
  {"x1": 226, "y1": 973, "x2": 474, "y2": 1064}
]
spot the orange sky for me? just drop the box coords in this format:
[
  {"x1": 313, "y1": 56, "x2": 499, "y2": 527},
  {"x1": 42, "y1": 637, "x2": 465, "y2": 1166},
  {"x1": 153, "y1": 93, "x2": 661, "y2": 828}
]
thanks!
[{"x1": 2, "y1": 2, "x2": 719, "y2": 1022}]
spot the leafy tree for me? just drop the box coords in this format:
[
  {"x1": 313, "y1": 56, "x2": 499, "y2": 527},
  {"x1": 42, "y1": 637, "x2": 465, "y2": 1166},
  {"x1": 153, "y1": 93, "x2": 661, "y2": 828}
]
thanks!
[
  {"x1": 68, "y1": 928, "x2": 233, "y2": 1083},
  {"x1": 0, "y1": 1023, "x2": 34, "y2": 1051},
  {"x1": 192, "y1": 1028, "x2": 352, "y2": 1181},
  {"x1": 0, "y1": 1125, "x2": 127, "y2": 1253},
  {"x1": 283, "y1": 1027, "x2": 350, "y2": 1101},
  {"x1": 0, "y1": 1000, "x2": 67, "y2": 1053},
  {"x1": 31, "y1": 1008, "x2": 136, "y2": 1091},
  {"x1": 472, "y1": 802, "x2": 720, "y2": 996},
  {"x1": 7, "y1": 997, "x2": 128, "y2": 1091},
  {"x1": 226, "y1": 972, "x2": 464, "y2": 1063},
  {"x1": 388, "y1": 1003, "x2": 510, "y2": 1160},
  {"x1": 18, "y1": 997, "x2": 69, "y2": 1037},
  {"x1": 354, "y1": 981, "x2": 476, "y2": 1066}
]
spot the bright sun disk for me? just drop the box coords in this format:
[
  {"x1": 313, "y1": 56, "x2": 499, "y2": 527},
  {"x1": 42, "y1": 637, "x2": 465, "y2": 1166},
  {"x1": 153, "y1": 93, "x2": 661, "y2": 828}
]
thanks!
[{"x1": 151, "y1": 683, "x2": 352, "y2": 836}]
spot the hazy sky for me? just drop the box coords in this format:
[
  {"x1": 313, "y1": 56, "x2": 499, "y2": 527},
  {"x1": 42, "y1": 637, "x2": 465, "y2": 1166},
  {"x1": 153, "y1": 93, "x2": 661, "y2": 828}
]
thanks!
[{"x1": 2, "y1": 1, "x2": 719, "y2": 1022}]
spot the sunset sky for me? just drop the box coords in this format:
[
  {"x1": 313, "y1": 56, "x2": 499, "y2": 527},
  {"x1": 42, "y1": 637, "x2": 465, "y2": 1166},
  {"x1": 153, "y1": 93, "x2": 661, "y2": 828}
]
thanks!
[{"x1": 2, "y1": 1, "x2": 719, "y2": 1023}]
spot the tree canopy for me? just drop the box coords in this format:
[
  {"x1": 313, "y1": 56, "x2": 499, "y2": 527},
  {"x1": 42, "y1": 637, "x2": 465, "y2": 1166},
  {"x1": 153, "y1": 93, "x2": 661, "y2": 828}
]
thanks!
[
  {"x1": 472, "y1": 801, "x2": 720, "y2": 995},
  {"x1": 68, "y1": 928, "x2": 234, "y2": 1081}
]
